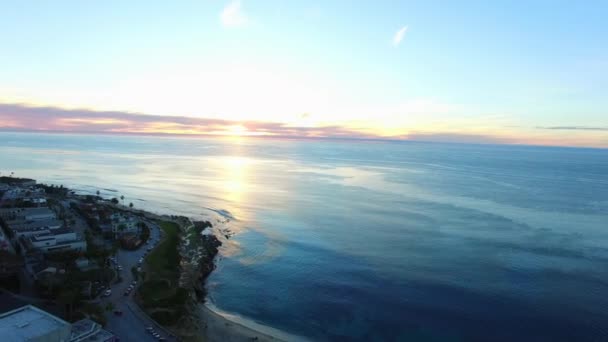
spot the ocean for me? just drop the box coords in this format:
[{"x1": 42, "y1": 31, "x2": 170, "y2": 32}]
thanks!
[{"x1": 1, "y1": 131, "x2": 607, "y2": 341}]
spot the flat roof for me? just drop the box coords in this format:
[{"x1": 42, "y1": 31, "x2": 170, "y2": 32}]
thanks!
[
  {"x1": 70, "y1": 319, "x2": 97, "y2": 340},
  {"x1": 22, "y1": 208, "x2": 56, "y2": 216},
  {"x1": 71, "y1": 319, "x2": 116, "y2": 342},
  {"x1": 0, "y1": 305, "x2": 71, "y2": 342},
  {"x1": 9, "y1": 219, "x2": 63, "y2": 232}
]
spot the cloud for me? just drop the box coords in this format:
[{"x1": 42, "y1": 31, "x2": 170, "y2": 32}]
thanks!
[
  {"x1": 0, "y1": 103, "x2": 373, "y2": 139},
  {"x1": 220, "y1": 0, "x2": 248, "y2": 28},
  {"x1": 1, "y1": 103, "x2": 606, "y2": 148},
  {"x1": 536, "y1": 126, "x2": 608, "y2": 131},
  {"x1": 392, "y1": 26, "x2": 408, "y2": 47}
]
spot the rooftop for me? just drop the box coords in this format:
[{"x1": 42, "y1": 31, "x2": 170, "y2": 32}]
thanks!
[
  {"x1": 0, "y1": 305, "x2": 71, "y2": 342},
  {"x1": 70, "y1": 319, "x2": 116, "y2": 342},
  {"x1": 8, "y1": 219, "x2": 63, "y2": 231}
]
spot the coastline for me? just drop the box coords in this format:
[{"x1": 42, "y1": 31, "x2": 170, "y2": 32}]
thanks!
[
  {"x1": 198, "y1": 302, "x2": 309, "y2": 342},
  {"x1": 122, "y1": 203, "x2": 294, "y2": 341},
  {"x1": 0, "y1": 176, "x2": 299, "y2": 341}
]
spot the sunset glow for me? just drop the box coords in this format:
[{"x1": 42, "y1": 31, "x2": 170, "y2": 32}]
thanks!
[{"x1": 0, "y1": 2, "x2": 606, "y2": 147}]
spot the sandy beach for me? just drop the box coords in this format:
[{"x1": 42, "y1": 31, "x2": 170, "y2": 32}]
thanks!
[{"x1": 198, "y1": 303, "x2": 308, "y2": 342}]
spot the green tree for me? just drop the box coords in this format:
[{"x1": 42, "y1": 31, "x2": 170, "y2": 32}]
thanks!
[
  {"x1": 129, "y1": 202, "x2": 133, "y2": 208},
  {"x1": 57, "y1": 286, "x2": 80, "y2": 321}
]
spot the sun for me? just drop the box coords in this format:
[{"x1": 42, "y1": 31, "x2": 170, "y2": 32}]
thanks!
[{"x1": 225, "y1": 125, "x2": 248, "y2": 136}]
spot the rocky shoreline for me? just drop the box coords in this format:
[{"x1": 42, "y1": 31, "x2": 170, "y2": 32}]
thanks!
[{"x1": 190, "y1": 221, "x2": 222, "y2": 301}]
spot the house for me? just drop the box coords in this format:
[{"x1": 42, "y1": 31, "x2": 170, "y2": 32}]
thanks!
[
  {"x1": 111, "y1": 213, "x2": 139, "y2": 238},
  {"x1": 75, "y1": 258, "x2": 89, "y2": 271}
]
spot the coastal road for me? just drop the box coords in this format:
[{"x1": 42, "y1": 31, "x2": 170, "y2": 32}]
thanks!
[{"x1": 103, "y1": 220, "x2": 175, "y2": 342}]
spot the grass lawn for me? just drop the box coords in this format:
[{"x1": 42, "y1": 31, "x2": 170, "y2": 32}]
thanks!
[
  {"x1": 139, "y1": 221, "x2": 183, "y2": 315},
  {"x1": 146, "y1": 221, "x2": 180, "y2": 276}
]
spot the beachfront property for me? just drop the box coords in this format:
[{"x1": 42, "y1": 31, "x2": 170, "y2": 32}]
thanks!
[
  {"x1": 0, "y1": 305, "x2": 117, "y2": 342},
  {"x1": 0, "y1": 207, "x2": 86, "y2": 255},
  {"x1": 110, "y1": 212, "x2": 140, "y2": 238},
  {"x1": 0, "y1": 186, "x2": 43, "y2": 204}
]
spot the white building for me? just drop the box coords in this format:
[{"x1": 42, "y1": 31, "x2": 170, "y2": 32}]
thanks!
[
  {"x1": 0, "y1": 306, "x2": 116, "y2": 342},
  {"x1": 0, "y1": 305, "x2": 72, "y2": 342},
  {"x1": 23, "y1": 228, "x2": 86, "y2": 254},
  {"x1": 0, "y1": 208, "x2": 56, "y2": 222},
  {"x1": 111, "y1": 213, "x2": 139, "y2": 238},
  {"x1": 8, "y1": 219, "x2": 64, "y2": 239}
]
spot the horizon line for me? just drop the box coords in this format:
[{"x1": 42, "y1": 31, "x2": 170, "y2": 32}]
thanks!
[{"x1": 1, "y1": 128, "x2": 606, "y2": 151}]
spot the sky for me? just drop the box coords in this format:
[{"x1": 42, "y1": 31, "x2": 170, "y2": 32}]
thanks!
[{"x1": 0, "y1": 1, "x2": 607, "y2": 147}]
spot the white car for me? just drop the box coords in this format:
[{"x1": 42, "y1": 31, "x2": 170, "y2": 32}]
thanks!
[{"x1": 103, "y1": 289, "x2": 112, "y2": 297}]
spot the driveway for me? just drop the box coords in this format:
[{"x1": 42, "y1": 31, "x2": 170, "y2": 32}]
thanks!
[{"x1": 101, "y1": 220, "x2": 175, "y2": 341}]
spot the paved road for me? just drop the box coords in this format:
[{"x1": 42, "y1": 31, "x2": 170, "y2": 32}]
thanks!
[{"x1": 102, "y1": 220, "x2": 174, "y2": 342}]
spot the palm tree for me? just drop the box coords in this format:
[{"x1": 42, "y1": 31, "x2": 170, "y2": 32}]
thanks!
[
  {"x1": 120, "y1": 195, "x2": 124, "y2": 205},
  {"x1": 129, "y1": 202, "x2": 133, "y2": 208},
  {"x1": 96, "y1": 190, "x2": 100, "y2": 197}
]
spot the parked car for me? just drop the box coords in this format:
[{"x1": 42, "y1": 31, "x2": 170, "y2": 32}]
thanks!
[
  {"x1": 103, "y1": 289, "x2": 112, "y2": 297},
  {"x1": 113, "y1": 310, "x2": 123, "y2": 316}
]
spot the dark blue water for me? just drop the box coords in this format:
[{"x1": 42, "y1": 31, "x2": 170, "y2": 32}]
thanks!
[{"x1": 1, "y1": 132, "x2": 607, "y2": 341}]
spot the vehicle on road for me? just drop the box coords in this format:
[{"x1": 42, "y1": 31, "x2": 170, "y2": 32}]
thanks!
[
  {"x1": 103, "y1": 289, "x2": 112, "y2": 297},
  {"x1": 113, "y1": 310, "x2": 123, "y2": 316}
]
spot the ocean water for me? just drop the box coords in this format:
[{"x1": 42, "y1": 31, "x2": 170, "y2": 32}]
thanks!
[{"x1": 1, "y1": 132, "x2": 608, "y2": 341}]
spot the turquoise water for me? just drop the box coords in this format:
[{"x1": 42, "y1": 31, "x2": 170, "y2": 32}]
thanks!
[{"x1": 1, "y1": 132, "x2": 608, "y2": 341}]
